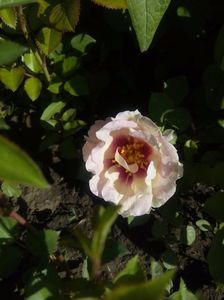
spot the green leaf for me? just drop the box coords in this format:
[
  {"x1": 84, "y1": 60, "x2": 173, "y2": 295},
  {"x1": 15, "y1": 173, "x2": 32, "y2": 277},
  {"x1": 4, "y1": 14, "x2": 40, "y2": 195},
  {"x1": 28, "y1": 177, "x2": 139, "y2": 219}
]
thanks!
[
  {"x1": 23, "y1": 51, "x2": 42, "y2": 73},
  {"x1": 0, "y1": 216, "x2": 20, "y2": 244},
  {"x1": 105, "y1": 270, "x2": 175, "y2": 300},
  {"x1": 196, "y1": 220, "x2": 211, "y2": 232},
  {"x1": 0, "y1": 0, "x2": 35, "y2": 9},
  {"x1": 36, "y1": 27, "x2": 62, "y2": 56},
  {"x1": 102, "y1": 238, "x2": 129, "y2": 264},
  {"x1": 40, "y1": 101, "x2": 66, "y2": 121},
  {"x1": 203, "y1": 192, "x2": 224, "y2": 221},
  {"x1": 169, "y1": 278, "x2": 198, "y2": 300},
  {"x1": 161, "y1": 108, "x2": 192, "y2": 131},
  {"x1": 180, "y1": 225, "x2": 196, "y2": 246},
  {"x1": 64, "y1": 75, "x2": 89, "y2": 96},
  {"x1": 26, "y1": 229, "x2": 59, "y2": 257},
  {"x1": 91, "y1": 0, "x2": 127, "y2": 9},
  {"x1": 0, "y1": 245, "x2": 23, "y2": 278},
  {"x1": 49, "y1": 0, "x2": 80, "y2": 32},
  {"x1": 164, "y1": 75, "x2": 189, "y2": 105},
  {"x1": 114, "y1": 255, "x2": 146, "y2": 285},
  {"x1": 0, "y1": 66, "x2": 25, "y2": 91},
  {"x1": 47, "y1": 75, "x2": 62, "y2": 94},
  {"x1": 1, "y1": 181, "x2": 22, "y2": 197},
  {"x1": 71, "y1": 33, "x2": 96, "y2": 54},
  {"x1": 91, "y1": 205, "x2": 119, "y2": 261},
  {"x1": 24, "y1": 77, "x2": 42, "y2": 101},
  {"x1": 149, "y1": 93, "x2": 174, "y2": 123},
  {"x1": 208, "y1": 228, "x2": 224, "y2": 283},
  {"x1": 0, "y1": 118, "x2": 9, "y2": 130},
  {"x1": 127, "y1": 0, "x2": 171, "y2": 52},
  {"x1": 24, "y1": 266, "x2": 62, "y2": 300},
  {"x1": 0, "y1": 135, "x2": 49, "y2": 188},
  {"x1": 176, "y1": 6, "x2": 191, "y2": 18},
  {"x1": 62, "y1": 108, "x2": 76, "y2": 122},
  {"x1": 0, "y1": 40, "x2": 27, "y2": 66},
  {"x1": 0, "y1": 7, "x2": 17, "y2": 28},
  {"x1": 150, "y1": 259, "x2": 163, "y2": 279},
  {"x1": 61, "y1": 56, "x2": 78, "y2": 77}
]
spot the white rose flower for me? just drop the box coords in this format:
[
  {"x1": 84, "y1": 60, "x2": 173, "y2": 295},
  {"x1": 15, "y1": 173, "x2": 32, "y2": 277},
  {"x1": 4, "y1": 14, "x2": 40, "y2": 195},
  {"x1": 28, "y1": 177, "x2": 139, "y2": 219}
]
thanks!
[{"x1": 82, "y1": 110, "x2": 183, "y2": 217}]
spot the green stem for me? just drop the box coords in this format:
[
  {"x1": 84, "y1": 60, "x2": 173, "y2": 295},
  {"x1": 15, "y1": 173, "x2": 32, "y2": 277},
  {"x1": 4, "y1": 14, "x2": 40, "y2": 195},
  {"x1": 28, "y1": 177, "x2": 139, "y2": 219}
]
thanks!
[{"x1": 17, "y1": 6, "x2": 51, "y2": 83}]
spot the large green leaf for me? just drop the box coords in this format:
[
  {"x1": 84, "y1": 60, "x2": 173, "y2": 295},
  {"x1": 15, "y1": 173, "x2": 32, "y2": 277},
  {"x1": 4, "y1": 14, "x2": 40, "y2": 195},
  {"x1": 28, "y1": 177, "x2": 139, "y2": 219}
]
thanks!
[
  {"x1": 0, "y1": 40, "x2": 27, "y2": 66},
  {"x1": 127, "y1": 0, "x2": 171, "y2": 52},
  {"x1": 0, "y1": 0, "x2": 35, "y2": 9},
  {"x1": 105, "y1": 270, "x2": 175, "y2": 300},
  {"x1": 49, "y1": 0, "x2": 80, "y2": 32},
  {"x1": 0, "y1": 135, "x2": 49, "y2": 188},
  {"x1": 91, "y1": 0, "x2": 127, "y2": 9},
  {"x1": 0, "y1": 7, "x2": 17, "y2": 28},
  {"x1": 36, "y1": 27, "x2": 62, "y2": 56},
  {"x1": 24, "y1": 77, "x2": 42, "y2": 101},
  {"x1": 0, "y1": 66, "x2": 25, "y2": 91}
]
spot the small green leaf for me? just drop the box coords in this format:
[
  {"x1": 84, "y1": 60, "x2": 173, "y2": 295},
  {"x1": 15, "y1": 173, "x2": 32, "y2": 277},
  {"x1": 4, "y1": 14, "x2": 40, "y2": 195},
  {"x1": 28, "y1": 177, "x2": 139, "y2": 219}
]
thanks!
[
  {"x1": 1, "y1": 181, "x2": 22, "y2": 198},
  {"x1": 150, "y1": 259, "x2": 163, "y2": 279},
  {"x1": 91, "y1": 0, "x2": 127, "y2": 9},
  {"x1": 64, "y1": 75, "x2": 89, "y2": 96},
  {"x1": 40, "y1": 101, "x2": 66, "y2": 121},
  {"x1": 47, "y1": 75, "x2": 62, "y2": 94},
  {"x1": 149, "y1": 93, "x2": 174, "y2": 123},
  {"x1": 177, "y1": 6, "x2": 191, "y2": 18},
  {"x1": 127, "y1": 0, "x2": 171, "y2": 52},
  {"x1": 208, "y1": 228, "x2": 224, "y2": 283},
  {"x1": 0, "y1": 7, "x2": 17, "y2": 28},
  {"x1": 204, "y1": 192, "x2": 224, "y2": 221},
  {"x1": 49, "y1": 0, "x2": 80, "y2": 32},
  {"x1": 26, "y1": 229, "x2": 59, "y2": 257},
  {"x1": 169, "y1": 278, "x2": 198, "y2": 300},
  {"x1": 0, "y1": 135, "x2": 49, "y2": 188},
  {"x1": 61, "y1": 56, "x2": 78, "y2": 76},
  {"x1": 62, "y1": 108, "x2": 76, "y2": 122},
  {"x1": 0, "y1": 0, "x2": 35, "y2": 9},
  {"x1": 0, "y1": 216, "x2": 20, "y2": 244},
  {"x1": 0, "y1": 245, "x2": 23, "y2": 278},
  {"x1": 0, "y1": 66, "x2": 25, "y2": 91},
  {"x1": 36, "y1": 27, "x2": 62, "y2": 56},
  {"x1": 196, "y1": 219, "x2": 211, "y2": 232},
  {"x1": 23, "y1": 51, "x2": 42, "y2": 73},
  {"x1": 71, "y1": 33, "x2": 96, "y2": 53},
  {"x1": 0, "y1": 40, "x2": 27, "y2": 66},
  {"x1": 114, "y1": 255, "x2": 146, "y2": 285},
  {"x1": 24, "y1": 77, "x2": 42, "y2": 101},
  {"x1": 161, "y1": 108, "x2": 192, "y2": 131},
  {"x1": 180, "y1": 225, "x2": 196, "y2": 246},
  {"x1": 105, "y1": 270, "x2": 175, "y2": 300},
  {"x1": 162, "y1": 250, "x2": 178, "y2": 270}
]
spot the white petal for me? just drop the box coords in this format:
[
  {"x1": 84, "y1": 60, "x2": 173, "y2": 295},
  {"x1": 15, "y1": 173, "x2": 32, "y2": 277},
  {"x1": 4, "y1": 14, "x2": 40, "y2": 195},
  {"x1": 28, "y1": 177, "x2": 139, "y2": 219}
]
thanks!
[
  {"x1": 146, "y1": 161, "x2": 157, "y2": 182},
  {"x1": 114, "y1": 149, "x2": 138, "y2": 173}
]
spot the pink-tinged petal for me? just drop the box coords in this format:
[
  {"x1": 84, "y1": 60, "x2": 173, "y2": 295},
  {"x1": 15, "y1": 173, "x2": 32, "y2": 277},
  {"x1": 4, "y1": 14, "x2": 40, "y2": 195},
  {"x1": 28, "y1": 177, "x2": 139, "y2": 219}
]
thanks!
[
  {"x1": 119, "y1": 189, "x2": 153, "y2": 217},
  {"x1": 145, "y1": 161, "x2": 157, "y2": 182},
  {"x1": 115, "y1": 110, "x2": 141, "y2": 121},
  {"x1": 114, "y1": 149, "x2": 139, "y2": 173}
]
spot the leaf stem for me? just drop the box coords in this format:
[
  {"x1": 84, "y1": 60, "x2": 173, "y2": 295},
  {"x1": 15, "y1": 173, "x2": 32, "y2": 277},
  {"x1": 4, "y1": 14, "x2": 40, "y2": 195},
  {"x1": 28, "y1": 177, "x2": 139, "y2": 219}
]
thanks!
[{"x1": 17, "y1": 6, "x2": 51, "y2": 83}]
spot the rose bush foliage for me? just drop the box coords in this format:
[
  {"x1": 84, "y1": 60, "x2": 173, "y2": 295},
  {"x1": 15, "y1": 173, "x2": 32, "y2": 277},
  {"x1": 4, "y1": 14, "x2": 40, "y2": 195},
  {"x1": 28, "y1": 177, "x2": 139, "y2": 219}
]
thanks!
[{"x1": 83, "y1": 110, "x2": 183, "y2": 217}]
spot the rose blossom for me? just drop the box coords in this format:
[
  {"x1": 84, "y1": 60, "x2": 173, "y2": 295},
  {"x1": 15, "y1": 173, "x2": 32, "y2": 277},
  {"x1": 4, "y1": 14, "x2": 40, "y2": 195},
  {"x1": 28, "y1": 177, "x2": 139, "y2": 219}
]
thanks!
[{"x1": 82, "y1": 110, "x2": 183, "y2": 217}]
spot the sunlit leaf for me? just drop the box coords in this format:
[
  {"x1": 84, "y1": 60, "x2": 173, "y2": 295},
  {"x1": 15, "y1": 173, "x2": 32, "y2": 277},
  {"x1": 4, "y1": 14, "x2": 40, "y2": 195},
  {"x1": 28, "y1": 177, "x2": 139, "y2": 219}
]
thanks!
[
  {"x1": 105, "y1": 270, "x2": 175, "y2": 300},
  {"x1": 23, "y1": 51, "x2": 42, "y2": 73},
  {"x1": 169, "y1": 278, "x2": 198, "y2": 300},
  {"x1": 0, "y1": 135, "x2": 49, "y2": 188},
  {"x1": 0, "y1": 0, "x2": 35, "y2": 9},
  {"x1": 24, "y1": 77, "x2": 42, "y2": 101},
  {"x1": 180, "y1": 225, "x2": 196, "y2": 246},
  {"x1": 0, "y1": 216, "x2": 20, "y2": 244},
  {"x1": 40, "y1": 101, "x2": 66, "y2": 121},
  {"x1": 36, "y1": 27, "x2": 62, "y2": 56},
  {"x1": 127, "y1": 0, "x2": 171, "y2": 52},
  {"x1": 71, "y1": 33, "x2": 96, "y2": 54},
  {"x1": 150, "y1": 259, "x2": 163, "y2": 279},
  {"x1": 196, "y1": 219, "x2": 211, "y2": 232},
  {"x1": 62, "y1": 108, "x2": 76, "y2": 122},
  {"x1": 0, "y1": 7, "x2": 17, "y2": 28},
  {"x1": 114, "y1": 255, "x2": 146, "y2": 285},
  {"x1": 0, "y1": 40, "x2": 27, "y2": 66},
  {"x1": 1, "y1": 181, "x2": 22, "y2": 198},
  {"x1": 91, "y1": 0, "x2": 127, "y2": 9},
  {"x1": 0, "y1": 66, "x2": 25, "y2": 91},
  {"x1": 49, "y1": 0, "x2": 80, "y2": 32}
]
